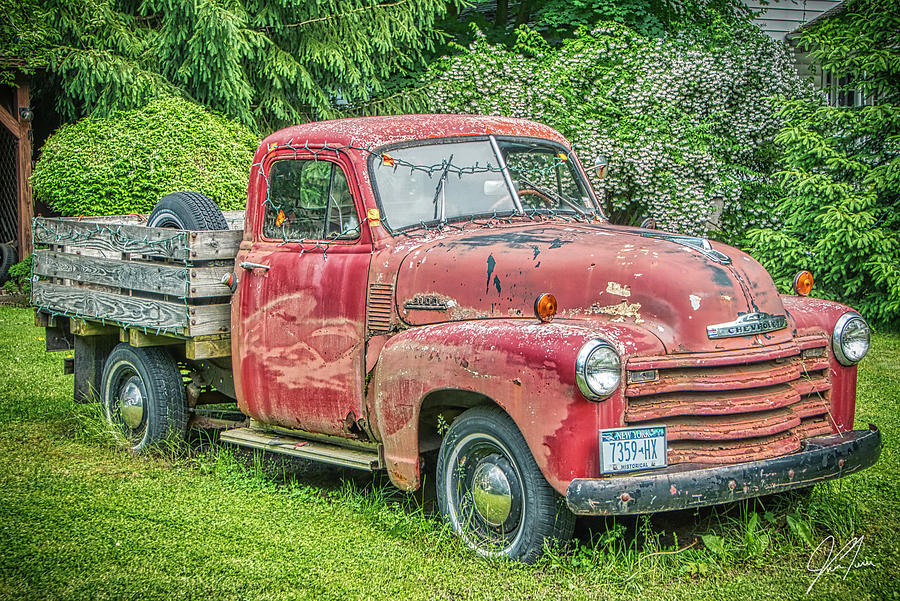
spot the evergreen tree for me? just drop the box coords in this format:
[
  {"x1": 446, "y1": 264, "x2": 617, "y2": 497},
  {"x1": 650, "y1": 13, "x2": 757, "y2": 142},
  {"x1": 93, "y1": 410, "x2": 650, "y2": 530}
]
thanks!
[
  {"x1": 1, "y1": 0, "x2": 453, "y2": 131},
  {"x1": 746, "y1": 0, "x2": 900, "y2": 328}
]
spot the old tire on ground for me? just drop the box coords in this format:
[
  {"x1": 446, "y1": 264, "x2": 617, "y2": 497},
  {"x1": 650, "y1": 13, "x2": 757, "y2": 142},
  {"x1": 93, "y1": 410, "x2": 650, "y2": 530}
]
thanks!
[
  {"x1": 101, "y1": 343, "x2": 187, "y2": 453},
  {"x1": 0, "y1": 244, "x2": 16, "y2": 285},
  {"x1": 436, "y1": 405, "x2": 575, "y2": 562},
  {"x1": 148, "y1": 191, "x2": 228, "y2": 230}
]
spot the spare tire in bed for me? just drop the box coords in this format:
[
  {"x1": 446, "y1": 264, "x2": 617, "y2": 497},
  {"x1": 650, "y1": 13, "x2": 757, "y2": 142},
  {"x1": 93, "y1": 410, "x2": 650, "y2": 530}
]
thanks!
[{"x1": 147, "y1": 191, "x2": 228, "y2": 230}]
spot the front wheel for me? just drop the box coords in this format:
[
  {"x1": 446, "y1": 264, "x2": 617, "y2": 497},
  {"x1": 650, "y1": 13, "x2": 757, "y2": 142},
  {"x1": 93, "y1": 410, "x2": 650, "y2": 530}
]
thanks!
[
  {"x1": 100, "y1": 343, "x2": 187, "y2": 453},
  {"x1": 436, "y1": 406, "x2": 575, "y2": 562}
]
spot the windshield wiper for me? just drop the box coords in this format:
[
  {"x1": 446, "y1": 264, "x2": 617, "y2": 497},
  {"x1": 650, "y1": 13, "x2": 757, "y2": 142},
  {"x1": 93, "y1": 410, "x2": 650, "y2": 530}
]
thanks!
[
  {"x1": 432, "y1": 154, "x2": 454, "y2": 222},
  {"x1": 517, "y1": 175, "x2": 588, "y2": 217}
]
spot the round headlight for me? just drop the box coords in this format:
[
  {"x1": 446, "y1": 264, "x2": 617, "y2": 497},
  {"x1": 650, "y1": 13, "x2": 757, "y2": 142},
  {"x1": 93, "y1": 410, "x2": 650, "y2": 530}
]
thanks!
[
  {"x1": 576, "y1": 339, "x2": 621, "y2": 400},
  {"x1": 833, "y1": 312, "x2": 870, "y2": 366}
]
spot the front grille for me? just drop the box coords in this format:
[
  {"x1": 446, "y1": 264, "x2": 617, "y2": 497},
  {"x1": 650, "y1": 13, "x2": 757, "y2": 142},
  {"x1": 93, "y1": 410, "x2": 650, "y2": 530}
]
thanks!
[{"x1": 625, "y1": 336, "x2": 833, "y2": 465}]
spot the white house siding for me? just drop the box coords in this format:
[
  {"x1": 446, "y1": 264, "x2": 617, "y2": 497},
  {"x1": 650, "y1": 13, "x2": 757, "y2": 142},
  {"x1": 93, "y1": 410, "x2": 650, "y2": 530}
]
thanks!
[{"x1": 742, "y1": 0, "x2": 843, "y2": 41}]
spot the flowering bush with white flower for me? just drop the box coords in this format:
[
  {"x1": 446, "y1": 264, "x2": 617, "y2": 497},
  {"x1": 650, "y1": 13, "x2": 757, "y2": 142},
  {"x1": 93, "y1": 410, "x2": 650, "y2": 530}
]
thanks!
[{"x1": 427, "y1": 20, "x2": 814, "y2": 240}]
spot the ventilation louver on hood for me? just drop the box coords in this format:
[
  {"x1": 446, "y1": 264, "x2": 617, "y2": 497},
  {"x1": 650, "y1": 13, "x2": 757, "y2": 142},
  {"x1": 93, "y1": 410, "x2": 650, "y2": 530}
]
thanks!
[{"x1": 366, "y1": 283, "x2": 395, "y2": 335}]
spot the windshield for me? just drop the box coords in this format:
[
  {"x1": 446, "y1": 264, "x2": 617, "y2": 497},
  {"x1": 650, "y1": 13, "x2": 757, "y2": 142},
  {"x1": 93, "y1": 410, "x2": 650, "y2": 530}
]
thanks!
[{"x1": 371, "y1": 137, "x2": 598, "y2": 230}]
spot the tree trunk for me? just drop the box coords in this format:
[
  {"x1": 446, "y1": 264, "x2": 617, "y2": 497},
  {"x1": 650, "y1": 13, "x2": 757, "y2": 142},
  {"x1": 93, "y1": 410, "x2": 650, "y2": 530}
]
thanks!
[
  {"x1": 495, "y1": 0, "x2": 509, "y2": 30},
  {"x1": 515, "y1": 0, "x2": 533, "y2": 26}
]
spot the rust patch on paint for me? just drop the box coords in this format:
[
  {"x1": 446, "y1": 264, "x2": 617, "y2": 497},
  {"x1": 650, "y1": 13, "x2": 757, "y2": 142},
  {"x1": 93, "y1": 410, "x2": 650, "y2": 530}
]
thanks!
[
  {"x1": 578, "y1": 300, "x2": 644, "y2": 324},
  {"x1": 606, "y1": 282, "x2": 631, "y2": 297}
]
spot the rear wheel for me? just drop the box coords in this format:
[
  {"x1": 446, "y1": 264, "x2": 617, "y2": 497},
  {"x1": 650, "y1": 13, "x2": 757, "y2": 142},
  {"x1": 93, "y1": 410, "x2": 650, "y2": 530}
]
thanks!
[
  {"x1": 101, "y1": 343, "x2": 187, "y2": 452},
  {"x1": 436, "y1": 405, "x2": 575, "y2": 562},
  {"x1": 148, "y1": 191, "x2": 228, "y2": 230}
]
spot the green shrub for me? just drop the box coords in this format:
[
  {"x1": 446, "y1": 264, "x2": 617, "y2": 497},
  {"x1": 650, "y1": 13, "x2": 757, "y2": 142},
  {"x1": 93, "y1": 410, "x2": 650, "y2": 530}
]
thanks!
[
  {"x1": 3, "y1": 256, "x2": 32, "y2": 297},
  {"x1": 426, "y1": 19, "x2": 812, "y2": 240},
  {"x1": 31, "y1": 96, "x2": 259, "y2": 216}
]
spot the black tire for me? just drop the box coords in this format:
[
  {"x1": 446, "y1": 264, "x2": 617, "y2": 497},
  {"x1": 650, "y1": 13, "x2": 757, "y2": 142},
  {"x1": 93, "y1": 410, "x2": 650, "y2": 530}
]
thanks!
[
  {"x1": 100, "y1": 343, "x2": 187, "y2": 453},
  {"x1": 0, "y1": 244, "x2": 16, "y2": 285},
  {"x1": 148, "y1": 191, "x2": 228, "y2": 230},
  {"x1": 436, "y1": 405, "x2": 575, "y2": 562}
]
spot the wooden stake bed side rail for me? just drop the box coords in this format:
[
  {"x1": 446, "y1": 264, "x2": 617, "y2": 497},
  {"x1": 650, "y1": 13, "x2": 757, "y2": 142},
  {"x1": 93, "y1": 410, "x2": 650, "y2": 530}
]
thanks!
[
  {"x1": 33, "y1": 251, "x2": 232, "y2": 298},
  {"x1": 32, "y1": 283, "x2": 231, "y2": 337},
  {"x1": 51, "y1": 211, "x2": 246, "y2": 230},
  {"x1": 33, "y1": 216, "x2": 243, "y2": 261},
  {"x1": 31, "y1": 215, "x2": 241, "y2": 355}
]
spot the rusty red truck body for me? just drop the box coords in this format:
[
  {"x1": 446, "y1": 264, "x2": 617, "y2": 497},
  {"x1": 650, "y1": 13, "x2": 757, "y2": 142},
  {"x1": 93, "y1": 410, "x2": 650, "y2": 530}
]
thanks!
[{"x1": 34, "y1": 115, "x2": 881, "y2": 562}]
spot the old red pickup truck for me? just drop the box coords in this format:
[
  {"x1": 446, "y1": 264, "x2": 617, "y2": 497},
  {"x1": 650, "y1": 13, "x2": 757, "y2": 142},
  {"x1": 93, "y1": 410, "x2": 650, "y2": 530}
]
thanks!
[{"x1": 33, "y1": 115, "x2": 881, "y2": 562}]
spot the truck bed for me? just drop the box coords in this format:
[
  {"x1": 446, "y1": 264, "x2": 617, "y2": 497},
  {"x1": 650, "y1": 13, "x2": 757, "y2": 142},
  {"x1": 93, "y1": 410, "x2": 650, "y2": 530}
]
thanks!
[{"x1": 32, "y1": 212, "x2": 243, "y2": 356}]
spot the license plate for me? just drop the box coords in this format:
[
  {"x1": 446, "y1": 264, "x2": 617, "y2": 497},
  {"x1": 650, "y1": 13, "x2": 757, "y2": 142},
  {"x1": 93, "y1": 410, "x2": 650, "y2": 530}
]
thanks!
[{"x1": 599, "y1": 425, "x2": 667, "y2": 474}]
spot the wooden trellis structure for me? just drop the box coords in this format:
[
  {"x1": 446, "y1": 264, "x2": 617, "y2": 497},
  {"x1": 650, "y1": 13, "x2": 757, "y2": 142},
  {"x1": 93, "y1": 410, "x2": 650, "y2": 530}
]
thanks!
[{"x1": 0, "y1": 75, "x2": 33, "y2": 259}]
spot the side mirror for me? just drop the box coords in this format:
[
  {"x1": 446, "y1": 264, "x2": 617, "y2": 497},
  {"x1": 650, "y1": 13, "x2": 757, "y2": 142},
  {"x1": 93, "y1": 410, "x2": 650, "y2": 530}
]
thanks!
[
  {"x1": 592, "y1": 155, "x2": 608, "y2": 180},
  {"x1": 640, "y1": 217, "x2": 656, "y2": 230}
]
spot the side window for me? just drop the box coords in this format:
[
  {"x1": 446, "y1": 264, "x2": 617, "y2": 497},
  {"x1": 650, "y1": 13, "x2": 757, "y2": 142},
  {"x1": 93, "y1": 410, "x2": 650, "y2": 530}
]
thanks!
[
  {"x1": 325, "y1": 166, "x2": 359, "y2": 239},
  {"x1": 505, "y1": 149, "x2": 588, "y2": 210},
  {"x1": 263, "y1": 159, "x2": 360, "y2": 241}
]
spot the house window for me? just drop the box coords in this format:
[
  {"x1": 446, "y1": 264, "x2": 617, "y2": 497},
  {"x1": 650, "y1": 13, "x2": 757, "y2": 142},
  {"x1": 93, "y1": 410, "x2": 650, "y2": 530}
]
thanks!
[{"x1": 824, "y1": 72, "x2": 869, "y2": 107}]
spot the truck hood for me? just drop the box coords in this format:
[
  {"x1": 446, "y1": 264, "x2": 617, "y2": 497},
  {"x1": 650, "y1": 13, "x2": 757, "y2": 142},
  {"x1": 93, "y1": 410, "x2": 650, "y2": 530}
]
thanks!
[{"x1": 393, "y1": 223, "x2": 793, "y2": 353}]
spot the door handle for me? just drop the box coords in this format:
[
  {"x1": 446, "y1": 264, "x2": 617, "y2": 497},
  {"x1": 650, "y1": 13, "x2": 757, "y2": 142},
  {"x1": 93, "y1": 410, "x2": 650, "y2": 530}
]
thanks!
[{"x1": 240, "y1": 261, "x2": 270, "y2": 271}]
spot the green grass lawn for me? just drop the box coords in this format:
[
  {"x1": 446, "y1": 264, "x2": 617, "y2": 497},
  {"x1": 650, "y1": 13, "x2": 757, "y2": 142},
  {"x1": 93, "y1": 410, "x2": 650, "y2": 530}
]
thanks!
[{"x1": 0, "y1": 305, "x2": 897, "y2": 601}]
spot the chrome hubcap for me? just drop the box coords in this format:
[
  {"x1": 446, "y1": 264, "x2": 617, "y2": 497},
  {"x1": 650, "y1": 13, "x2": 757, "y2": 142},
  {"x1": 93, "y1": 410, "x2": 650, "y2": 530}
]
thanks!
[
  {"x1": 472, "y1": 459, "x2": 513, "y2": 527},
  {"x1": 446, "y1": 433, "x2": 525, "y2": 552},
  {"x1": 118, "y1": 377, "x2": 145, "y2": 430}
]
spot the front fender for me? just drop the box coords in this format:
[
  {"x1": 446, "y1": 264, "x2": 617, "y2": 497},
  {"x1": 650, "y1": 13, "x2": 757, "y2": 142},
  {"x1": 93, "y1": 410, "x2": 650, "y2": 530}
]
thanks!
[
  {"x1": 782, "y1": 295, "x2": 860, "y2": 431},
  {"x1": 369, "y1": 319, "x2": 664, "y2": 493}
]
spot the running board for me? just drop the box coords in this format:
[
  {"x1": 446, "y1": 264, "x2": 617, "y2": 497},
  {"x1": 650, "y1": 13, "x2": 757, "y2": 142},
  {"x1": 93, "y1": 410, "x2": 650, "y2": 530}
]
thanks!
[{"x1": 219, "y1": 427, "x2": 382, "y2": 471}]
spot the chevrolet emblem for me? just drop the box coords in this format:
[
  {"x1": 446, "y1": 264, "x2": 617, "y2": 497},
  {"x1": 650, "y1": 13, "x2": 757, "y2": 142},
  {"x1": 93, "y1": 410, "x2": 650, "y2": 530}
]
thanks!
[{"x1": 706, "y1": 312, "x2": 788, "y2": 339}]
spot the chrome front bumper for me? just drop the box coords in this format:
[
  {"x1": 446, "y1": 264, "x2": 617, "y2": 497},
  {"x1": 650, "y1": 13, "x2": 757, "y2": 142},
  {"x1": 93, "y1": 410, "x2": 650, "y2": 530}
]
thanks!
[{"x1": 566, "y1": 425, "x2": 881, "y2": 515}]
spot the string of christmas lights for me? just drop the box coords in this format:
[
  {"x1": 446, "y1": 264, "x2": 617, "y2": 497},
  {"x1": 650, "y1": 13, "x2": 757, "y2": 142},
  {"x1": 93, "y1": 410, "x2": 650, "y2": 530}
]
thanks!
[
  {"x1": 256, "y1": 139, "x2": 602, "y2": 255},
  {"x1": 31, "y1": 219, "x2": 193, "y2": 336}
]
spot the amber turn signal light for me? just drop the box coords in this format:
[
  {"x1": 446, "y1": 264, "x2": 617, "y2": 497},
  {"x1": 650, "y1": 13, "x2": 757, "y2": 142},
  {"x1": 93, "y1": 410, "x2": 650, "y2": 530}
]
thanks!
[
  {"x1": 793, "y1": 270, "x2": 814, "y2": 296},
  {"x1": 535, "y1": 293, "x2": 558, "y2": 322}
]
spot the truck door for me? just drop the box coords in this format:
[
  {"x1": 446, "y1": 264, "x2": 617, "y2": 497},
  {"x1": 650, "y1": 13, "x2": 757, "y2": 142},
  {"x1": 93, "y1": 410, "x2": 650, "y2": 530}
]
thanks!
[{"x1": 234, "y1": 151, "x2": 371, "y2": 437}]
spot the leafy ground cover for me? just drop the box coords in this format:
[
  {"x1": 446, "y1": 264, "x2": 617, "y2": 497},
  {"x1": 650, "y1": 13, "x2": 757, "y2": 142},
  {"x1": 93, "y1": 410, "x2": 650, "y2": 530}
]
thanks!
[{"x1": 0, "y1": 305, "x2": 897, "y2": 600}]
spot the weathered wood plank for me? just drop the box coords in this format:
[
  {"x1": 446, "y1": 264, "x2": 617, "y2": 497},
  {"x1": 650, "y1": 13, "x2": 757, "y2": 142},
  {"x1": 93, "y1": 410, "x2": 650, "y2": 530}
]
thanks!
[
  {"x1": 70, "y1": 211, "x2": 245, "y2": 230},
  {"x1": 33, "y1": 250, "x2": 234, "y2": 299},
  {"x1": 126, "y1": 329, "x2": 184, "y2": 347},
  {"x1": 35, "y1": 250, "x2": 188, "y2": 296},
  {"x1": 70, "y1": 318, "x2": 119, "y2": 337},
  {"x1": 35, "y1": 310, "x2": 57, "y2": 328},
  {"x1": 34, "y1": 218, "x2": 189, "y2": 260},
  {"x1": 186, "y1": 337, "x2": 231, "y2": 360},
  {"x1": 34, "y1": 218, "x2": 243, "y2": 261},
  {"x1": 224, "y1": 211, "x2": 245, "y2": 230},
  {"x1": 16, "y1": 78, "x2": 33, "y2": 258},
  {"x1": 74, "y1": 334, "x2": 117, "y2": 403},
  {"x1": 34, "y1": 282, "x2": 232, "y2": 337},
  {"x1": 35, "y1": 282, "x2": 189, "y2": 333},
  {"x1": 187, "y1": 303, "x2": 232, "y2": 337},
  {"x1": 184, "y1": 229, "x2": 243, "y2": 262},
  {"x1": 184, "y1": 267, "x2": 235, "y2": 299}
]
